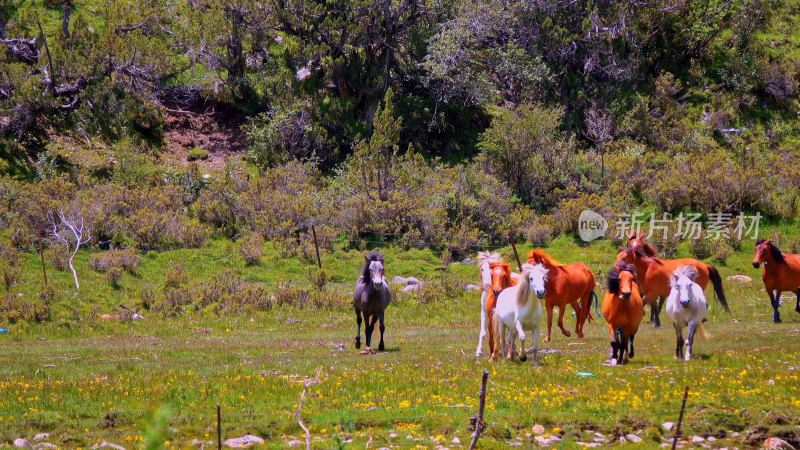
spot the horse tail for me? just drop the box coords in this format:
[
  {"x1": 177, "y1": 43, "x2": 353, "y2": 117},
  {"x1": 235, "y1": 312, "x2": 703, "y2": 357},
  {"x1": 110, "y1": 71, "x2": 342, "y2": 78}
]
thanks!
[
  {"x1": 591, "y1": 291, "x2": 603, "y2": 319},
  {"x1": 697, "y1": 320, "x2": 711, "y2": 340},
  {"x1": 492, "y1": 306, "x2": 501, "y2": 357},
  {"x1": 706, "y1": 265, "x2": 730, "y2": 313}
]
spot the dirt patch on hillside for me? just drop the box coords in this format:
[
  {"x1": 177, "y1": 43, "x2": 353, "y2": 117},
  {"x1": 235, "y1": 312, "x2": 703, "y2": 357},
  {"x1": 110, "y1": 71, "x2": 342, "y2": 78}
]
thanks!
[{"x1": 161, "y1": 101, "x2": 249, "y2": 172}]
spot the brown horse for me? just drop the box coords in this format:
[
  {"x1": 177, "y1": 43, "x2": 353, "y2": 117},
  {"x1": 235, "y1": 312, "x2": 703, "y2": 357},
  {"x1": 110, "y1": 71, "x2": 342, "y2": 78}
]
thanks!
[
  {"x1": 527, "y1": 249, "x2": 597, "y2": 341},
  {"x1": 752, "y1": 238, "x2": 800, "y2": 323},
  {"x1": 487, "y1": 261, "x2": 520, "y2": 357},
  {"x1": 618, "y1": 246, "x2": 729, "y2": 327},
  {"x1": 601, "y1": 262, "x2": 644, "y2": 365}
]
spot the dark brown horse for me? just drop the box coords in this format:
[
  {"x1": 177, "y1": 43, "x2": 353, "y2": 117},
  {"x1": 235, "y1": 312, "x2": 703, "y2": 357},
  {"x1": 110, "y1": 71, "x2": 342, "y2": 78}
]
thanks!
[{"x1": 354, "y1": 250, "x2": 392, "y2": 351}]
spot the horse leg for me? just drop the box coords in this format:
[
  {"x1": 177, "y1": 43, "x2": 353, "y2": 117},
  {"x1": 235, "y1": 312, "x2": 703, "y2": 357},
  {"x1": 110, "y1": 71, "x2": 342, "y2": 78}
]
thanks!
[
  {"x1": 571, "y1": 300, "x2": 584, "y2": 339},
  {"x1": 515, "y1": 319, "x2": 527, "y2": 362},
  {"x1": 795, "y1": 289, "x2": 800, "y2": 314},
  {"x1": 545, "y1": 305, "x2": 554, "y2": 342},
  {"x1": 530, "y1": 326, "x2": 540, "y2": 366},
  {"x1": 673, "y1": 323, "x2": 683, "y2": 359},
  {"x1": 477, "y1": 291, "x2": 487, "y2": 357},
  {"x1": 685, "y1": 320, "x2": 697, "y2": 361},
  {"x1": 771, "y1": 291, "x2": 782, "y2": 324},
  {"x1": 355, "y1": 308, "x2": 363, "y2": 349},
  {"x1": 621, "y1": 332, "x2": 629, "y2": 364},
  {"x1": 607, "y1": 325, "x2": 615, "y2": 363},
  {"x1": 651, "y1": 297, "x2": 665, "y2": 328},
  {"x1": 629, "y1": 334, "x2": 635, "y2": 359},
  {"x1": 557, "y1": 306, "x2": 571, "y2": 337},
  {"x1": 364, "y1": 313, "x2": 375, "y2": 349},
  {"x1": 378, "y1": 312, "x2": 386, "y2": 352}
]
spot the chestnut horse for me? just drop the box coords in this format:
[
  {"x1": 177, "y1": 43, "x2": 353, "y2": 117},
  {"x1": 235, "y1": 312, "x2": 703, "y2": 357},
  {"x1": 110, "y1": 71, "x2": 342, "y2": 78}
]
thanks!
[
  {"x1": 752, "y1": 238, "x2": 800, "y2": 323},
  {"x1": 527, "y1": 249, "x2": 597, "y2": 341},
  {"x1": 615, "y1": 233, "x2": 659, "y2": 322},
  {"x1": 486, "y1": 261, "x2": 520, "y2": 357},
  {"x1": 601, "y1": 262, "x2": 644, "y2": 365},
  {"x1": 618, "y1": 246, "x2": 728, "y2": 327}
]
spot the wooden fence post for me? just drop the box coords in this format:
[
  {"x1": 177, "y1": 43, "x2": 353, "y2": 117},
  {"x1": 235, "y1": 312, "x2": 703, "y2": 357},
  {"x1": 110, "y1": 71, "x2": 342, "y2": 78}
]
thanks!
[{"x1": 469, "y1": 369, "x2": 489, "y2": 450}]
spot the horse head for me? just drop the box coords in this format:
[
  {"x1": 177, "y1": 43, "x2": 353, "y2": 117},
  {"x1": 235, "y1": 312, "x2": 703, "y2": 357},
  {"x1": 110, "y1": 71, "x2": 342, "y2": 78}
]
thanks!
[
  {"x1": 753, "y1": 238, "x2": 783, "y2": 268},
  {"x1": 522, "y1": 263, "x2": 547, "y2": 299},
  {"x1": 608, "y1": 262, "x2": 636, "y2": 300},
  {"x1": 489, "y1": 261, "x2": 513, "y2": 299},
  {"x1": 670, "y1": 266, "x2": 698, "y2": 308},
  {"x1": 362, "y1": 250, "x2": 386, "y2": 288}
]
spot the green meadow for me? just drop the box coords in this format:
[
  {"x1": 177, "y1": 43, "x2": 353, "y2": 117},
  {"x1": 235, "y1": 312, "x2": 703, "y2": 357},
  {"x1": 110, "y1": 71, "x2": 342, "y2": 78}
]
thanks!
[{"x1": 2, "y1": 236, "x2": 800, "y2": 448}]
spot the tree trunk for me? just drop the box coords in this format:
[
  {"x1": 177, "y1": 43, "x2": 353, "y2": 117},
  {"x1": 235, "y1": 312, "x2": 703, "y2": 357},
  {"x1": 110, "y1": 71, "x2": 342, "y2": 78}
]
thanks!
[
  {"x1": 225, "y1": 7, "x2": 245, "y2": 83},
  {"x1": 68, "y1": 246, "x2": 79, "y2": 289}
]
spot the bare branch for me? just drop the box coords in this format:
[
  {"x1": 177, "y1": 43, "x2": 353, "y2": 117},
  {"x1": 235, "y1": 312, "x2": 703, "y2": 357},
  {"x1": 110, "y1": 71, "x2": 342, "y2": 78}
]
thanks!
[{"x1": 296, "y1": 368, "x2": 322, "y2": 450}]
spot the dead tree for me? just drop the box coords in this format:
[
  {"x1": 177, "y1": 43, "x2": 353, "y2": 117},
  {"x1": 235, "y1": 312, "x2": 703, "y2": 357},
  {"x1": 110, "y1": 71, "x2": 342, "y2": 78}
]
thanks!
[
  {"x1": 296, "y1": 368, "x2": 322, "y2": 450},
  {"x1": 50, "y1": 210, "x2": 91, "y2": 290}
]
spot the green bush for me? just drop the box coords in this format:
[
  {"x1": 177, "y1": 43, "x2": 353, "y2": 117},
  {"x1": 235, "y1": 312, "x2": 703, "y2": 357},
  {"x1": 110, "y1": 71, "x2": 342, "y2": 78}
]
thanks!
[
  {"x1": 89, "y1": 249, "x2": 142, "y2": 273},
  {"x1": 307, "y1": 268, "x2": 329, "y2": 290},
  {"x1": 187, "y1": 148, "x2": 209, "y2": 162},
  {"x1": 238, "y1": 232, "x2": 264, "y2": 266}
]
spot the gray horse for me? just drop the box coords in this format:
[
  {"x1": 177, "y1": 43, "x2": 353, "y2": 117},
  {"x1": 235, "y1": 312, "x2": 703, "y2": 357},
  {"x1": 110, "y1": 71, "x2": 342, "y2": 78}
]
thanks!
[{"x1": 353, "y1": 250, "x2": 392, "y2": 351}]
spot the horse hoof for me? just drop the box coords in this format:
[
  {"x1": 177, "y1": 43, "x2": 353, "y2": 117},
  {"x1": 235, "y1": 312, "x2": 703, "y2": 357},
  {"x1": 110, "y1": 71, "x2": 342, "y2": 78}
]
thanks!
[
  {"x1": 796, "y1": 307, "x2": 800, "y2": 314},
  {"x1": 476, "y1": 351, "x2": 482, "y2": 357},
  {"x1": 378, "y1": 343, "x2": 385, "y2": 351},
  {"x1": 774, "y1": 318, "x2": 783, "y2": 324},
  {"x1": 544, "y1": 337, "x2": 551, "y2": 342},
  {"x1": 577, "y1": 332, "x2": 584, "y2": 339},
  {"x1": 519, "y1": 353, "x2": 527, "y2": 362},
  {"x1": 355, "y1": 339, "x2": 361, "y2": 349}
]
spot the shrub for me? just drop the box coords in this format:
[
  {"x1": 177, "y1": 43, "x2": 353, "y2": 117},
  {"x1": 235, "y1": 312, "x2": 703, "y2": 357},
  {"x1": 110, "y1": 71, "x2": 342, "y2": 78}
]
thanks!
[
  {"x1": 479, "y1": 103, "x2": 576, "y2": 209},
  {"x1": 525, "y1": 223, "x2": 553, "y2": 245},
  {"x1": 272, "y1": 281, "x2": 309, "y2": 308},
  {"x1": 199, "y1": 271, "x2": 271, "y2": 313},
  {"x1": 158, "y1": 263, "x2": 192, "y2": 316},
  {"x1": 307, "y1": 268, "x2": 329, "y2": 290},
  {"x1": 711, "y1": 242, "x2": 734, "y2": 263},
  {"x1": 1, "y1": 288, "x2": 52, "y2": 323},
  {"x1": 688, "y1": 237, "x2": 711, "y2": 260},
  {"x1": 48, "y1": 247, "x2": 71, "y2": 271},
  {"x1": 89, "y1": 249, "x2": 142, "y2": 273},
  {"x1": 0, "y1": 261, "x2": 19, "y2": 292},
  {"x1": 107, "y1": 267, "x2": 123, "y2": 288},
  {"x1": 187, "y1": 148, "x2": 209, "y2": 161},
  {"x1": 238, "y1": 232, "x2": 264, "y2": 266}
]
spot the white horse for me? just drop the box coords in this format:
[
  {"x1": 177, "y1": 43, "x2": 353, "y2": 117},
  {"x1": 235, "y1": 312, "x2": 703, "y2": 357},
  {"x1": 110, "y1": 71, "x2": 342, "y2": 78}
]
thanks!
[
  {"x1": 666, "y1": 265, "x2": 711, "y2": 361},
  {"x1": 475, "y1": 251, "x2": 520, "y2": 357},
  {"x1": 492, "y1": 263, "x2": 547, "y2": 365}
]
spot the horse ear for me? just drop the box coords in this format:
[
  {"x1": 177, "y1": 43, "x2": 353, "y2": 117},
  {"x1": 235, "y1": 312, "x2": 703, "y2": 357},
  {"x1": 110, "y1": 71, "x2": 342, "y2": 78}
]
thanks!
[{"x1": 365, "y1": 255, "x2": 370, "y2": 263}]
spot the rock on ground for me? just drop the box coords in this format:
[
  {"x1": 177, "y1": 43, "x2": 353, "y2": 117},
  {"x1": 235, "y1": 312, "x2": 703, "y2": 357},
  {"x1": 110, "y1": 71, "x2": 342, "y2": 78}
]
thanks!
[
  {"x1": 32, "y1": 434, "x2": 50, "y2": 441},
  {"x1": 662, "y1": 422, "x2": 674, "y2": 432},
  {"x1": 287, "y1": 440, "x2": 303, "y2": 447},
  {"x1": 224, "y1": 435, "x2": 265, "y2": 448},
  {"x1": 532, "y1": 424, "x2": 545, "y2": 435},
  {"x1": 91, "y1": 442, "x2": 126, "y2": 450},
  {"x1": 13, "y1": 439, "x2": 32, "y2": 448},
  {"x1": 763, "y1": 437, "x2": 795, "y2": 449},
  {"x1": 727, "y1": 274, "x2": 753, "y2": 282}
]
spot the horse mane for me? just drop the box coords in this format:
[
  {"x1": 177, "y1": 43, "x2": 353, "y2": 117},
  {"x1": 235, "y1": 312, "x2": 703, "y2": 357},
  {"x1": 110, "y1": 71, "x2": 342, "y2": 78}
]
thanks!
[
  {"x1": 478, "y1": 251, "x2": 501, "y2": 267},
  {"x1": 517, "y1": 264, "x2": 546, "y2": 307},
  {"x1": 669, "y1": 265, "x2": 698, "y2": 288},
  {"x1": 607, "y1": 262, "x2": 635, "y2": 294},
  {"x1": 361, "y1": 249, "x2": 385, "y2": 279},
  {"x1": 632, "y1": 245, "x2": 661, "y2": 263},
  {"x1": 757, "y1": 238, "x2": 785, "y2": 264},
  {"x1": 527, "y1": 249, "x2": 563, "y2": 267},
  {"x1": 641, "y1": 242, "x2": 658, "y2": 257}
]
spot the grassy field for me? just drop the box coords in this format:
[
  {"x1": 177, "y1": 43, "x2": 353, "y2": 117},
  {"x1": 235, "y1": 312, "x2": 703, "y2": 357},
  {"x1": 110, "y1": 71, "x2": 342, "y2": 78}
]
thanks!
[{"x1": 2, "y1": 236, "x2": 800, "y2": 448}]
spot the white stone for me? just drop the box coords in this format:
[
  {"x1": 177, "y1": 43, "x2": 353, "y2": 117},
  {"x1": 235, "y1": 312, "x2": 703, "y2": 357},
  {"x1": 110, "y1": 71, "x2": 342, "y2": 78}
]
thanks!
[
  {"x1": 691, "y1": 436, "x2": 705, "y2": 443},
  {"x1": 532, "y1": 424, "x2": 545, "y2": 435},
  {"x1": 91, "y1": 443, "x2": 126, "y2": 450},
  {"x1": 626, "y1": 434, "x2": 642, "y2": 443},
  {"x1": 287, "y1": 441, "x2": 303, "y2": 447},
  {"x1": 452, "y1": 437, "x2": 460, "y2": 444},
  {"x1": 662, "y1": 422, "x2": 674, "y2": 432},
  {"x1": 32, "y1": 434, "x2": 50, "y2": 441},
  {"x1": 13, "y1": 439, "x2": 32, "y2": 448},
  {"x1": 224, "y1": 435, "x2": 265, "y2": 448}
]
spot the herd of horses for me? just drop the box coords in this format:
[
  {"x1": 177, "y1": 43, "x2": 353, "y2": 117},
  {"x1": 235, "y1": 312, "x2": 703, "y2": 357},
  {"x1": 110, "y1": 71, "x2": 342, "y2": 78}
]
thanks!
[{"x1": 352, "y1": 233, "x2": 800, "y2": 364}]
